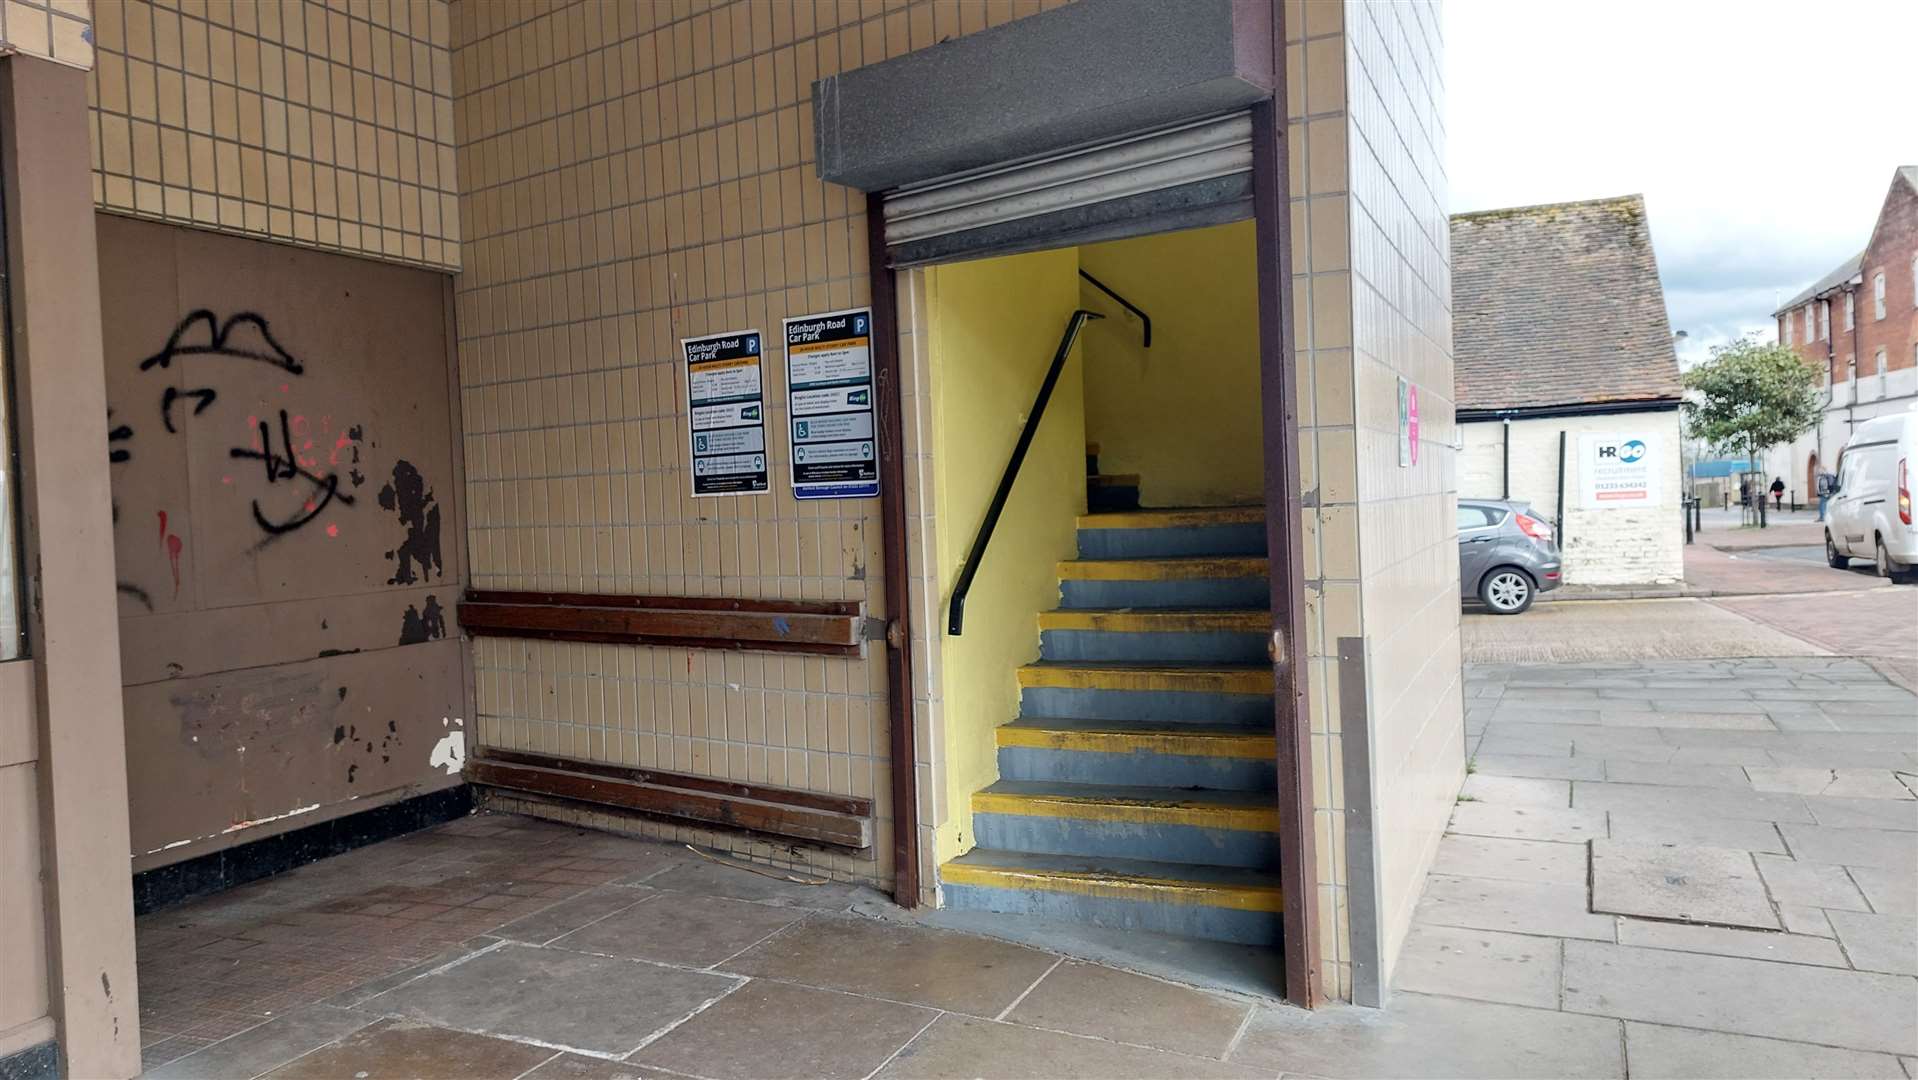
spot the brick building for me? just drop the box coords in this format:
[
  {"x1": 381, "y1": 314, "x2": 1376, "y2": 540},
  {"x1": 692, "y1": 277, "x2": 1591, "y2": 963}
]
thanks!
[
  {"x1": 1767, "y1": 167, "x2": 1918, "y2": 498},
  {"x1": 1451, "y1": 194, "x2": 1686, "y2": 585}
]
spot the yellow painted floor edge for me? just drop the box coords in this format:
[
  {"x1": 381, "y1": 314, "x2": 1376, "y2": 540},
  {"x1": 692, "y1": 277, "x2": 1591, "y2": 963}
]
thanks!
[
  {"x1": 996, "y1": 725, "x2": 1277, "y2": 760},
  {"x1": 973, "y1": 790, "x2": 1279, "y2": 832},
  {"x1": 1017, "y1": 665, "x2": 1274, "y2": 694},
  {"x1": 1037, "y1": 609, "x2": 1270, "y2": 633},
  {"x1": 1077, "y1": 506, "x2": 1264, "y2": 529},
  {"x1": 941, "y1": 861, "x2": 1284, "y2": 912},
  {"x1": 1057, "y1": 557, "x2": 1268, "y2": 581}
]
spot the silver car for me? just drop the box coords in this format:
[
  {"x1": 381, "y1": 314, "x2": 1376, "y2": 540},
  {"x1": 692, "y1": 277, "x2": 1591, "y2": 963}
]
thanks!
[{"x1": 1458, "y1": 499, "x2": 1562, "y2": 614}]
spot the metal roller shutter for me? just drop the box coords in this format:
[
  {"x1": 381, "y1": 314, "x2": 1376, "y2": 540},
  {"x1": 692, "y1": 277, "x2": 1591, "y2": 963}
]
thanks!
[{"x1": 879, "y1": 111, "x2": 1254, "y2": 268}]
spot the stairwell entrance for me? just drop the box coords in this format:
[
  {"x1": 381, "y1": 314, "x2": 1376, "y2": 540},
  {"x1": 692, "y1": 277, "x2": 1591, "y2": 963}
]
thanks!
[{"x1": 886, "y1": 216, "x2": 1311, "y2": 992}]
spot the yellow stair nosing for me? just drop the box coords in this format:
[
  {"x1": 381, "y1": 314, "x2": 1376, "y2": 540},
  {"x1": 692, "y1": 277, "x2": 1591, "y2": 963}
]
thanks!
[
  {"x1": 1017, "y1": 664, "x2": 1274, "y2": 694},
  {"x1": 995, "y1": 723, "x2": 1277, "y2": 760},
  {"x1": 941, "y1": 861, "x2": 1284, "y2": 912},
  {"x1": 1056, "y1": 557, "x2": 1268, "y2": 582},
  {"x1": 971, "y1": 789, "x2": 1279, "y2": 832},
  {"x1": 1076, "y1": 506, "x2": 1264, "y2": 529}
]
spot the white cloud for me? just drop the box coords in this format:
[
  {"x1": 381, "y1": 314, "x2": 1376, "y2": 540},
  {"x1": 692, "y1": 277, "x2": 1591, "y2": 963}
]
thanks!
[{"x1": 1444, "y1": 0, "x2": 1918, "y2": 366}]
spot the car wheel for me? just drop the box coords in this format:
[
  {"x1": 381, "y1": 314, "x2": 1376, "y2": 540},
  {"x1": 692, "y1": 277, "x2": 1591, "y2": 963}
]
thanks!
[
  {"x1": 1479, "y1": 568, "x2": 1534, "y2": 614},
  {"x1": 1826, "y1": 532, "x2": 1849, "y2": 569},
  {"x1": 1877, "y1": 538, "x2": 1914, "y2": 583}
]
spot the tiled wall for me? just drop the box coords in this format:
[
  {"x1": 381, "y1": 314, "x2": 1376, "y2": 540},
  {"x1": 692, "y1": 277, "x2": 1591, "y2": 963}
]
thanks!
[
  {"x1": 1285, "y1": 0, "x2": 1362, "y2": 1002},
  {"x1": 0, "y1": 0, "x2": 92, "y2": 69},
  {"x1": 1342, "y1": 0, "x2": 1461, "y2": 998},
  {"x1": 86, "y1": 0, "x2": 461, "y2": 270},
  {"x1": 453, "y1": 0, "x2": 1066, "y2": 894}
]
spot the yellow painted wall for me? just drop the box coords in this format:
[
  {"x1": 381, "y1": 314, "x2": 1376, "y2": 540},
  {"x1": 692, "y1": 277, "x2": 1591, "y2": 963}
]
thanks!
[
  {"x1": 1080, "y1": 220, "x2": 1263, "y2": 507},
  {"x1": 927, "y1": 248, "x2": 1087, "y2": 864}
]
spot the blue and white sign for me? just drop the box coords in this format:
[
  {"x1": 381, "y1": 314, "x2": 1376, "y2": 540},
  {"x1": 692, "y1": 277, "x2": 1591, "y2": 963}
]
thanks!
[
  {"x1": 1579, "y1": 432, "x2": 1660, "y2": 509},
  {"x1": 783, "y1": 308, "x2": 878, "y2": 499},
  {"x1": 683, "y1": 329, "x2": 769, "y2": 497}
]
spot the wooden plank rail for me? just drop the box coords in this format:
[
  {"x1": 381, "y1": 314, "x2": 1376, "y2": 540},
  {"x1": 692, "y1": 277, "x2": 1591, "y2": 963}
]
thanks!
[
  {"x1": 459, "y1": 590, "x2": 864, "y2": 656},
  {"x1": 469, "y1": 749, "x2": 874, "y2": 851}
]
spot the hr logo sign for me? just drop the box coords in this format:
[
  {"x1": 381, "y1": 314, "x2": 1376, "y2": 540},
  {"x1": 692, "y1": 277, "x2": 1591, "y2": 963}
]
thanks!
[{"x1": 1599, "y1": 439, "x2": 1647, "y2": 463}]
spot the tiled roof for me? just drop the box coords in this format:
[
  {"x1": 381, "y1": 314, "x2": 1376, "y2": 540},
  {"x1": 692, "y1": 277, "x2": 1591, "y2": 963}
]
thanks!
[
  {"x1": 1776, "y1": 251, "x2": 1864, "y2": 315},
  {"x1": 1450, "y1": 194, "x2": 1683, "y2": 413}
]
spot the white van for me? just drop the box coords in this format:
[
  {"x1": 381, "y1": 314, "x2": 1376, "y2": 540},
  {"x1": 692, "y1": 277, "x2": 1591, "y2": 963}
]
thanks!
[{"x1": 1826, "y1": 409, "x2": 1917, "y2": 581}]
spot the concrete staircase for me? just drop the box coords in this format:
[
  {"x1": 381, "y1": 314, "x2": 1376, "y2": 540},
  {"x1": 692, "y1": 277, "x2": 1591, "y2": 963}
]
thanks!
[{"x1": 941, "y1": 506, "x2": 1284, "y2": 945}]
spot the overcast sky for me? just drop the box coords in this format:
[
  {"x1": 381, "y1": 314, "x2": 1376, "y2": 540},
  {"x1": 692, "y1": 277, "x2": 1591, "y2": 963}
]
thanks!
[{"x1": 1445, "y1": 0, "x2": 1918, "y2": 366}]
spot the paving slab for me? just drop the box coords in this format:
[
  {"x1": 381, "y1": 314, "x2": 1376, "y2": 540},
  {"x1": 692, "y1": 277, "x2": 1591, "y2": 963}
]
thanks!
[
  {"x1": 1391, "y1": 924, "x2": 1561, "y2": 1008},
  {"x1": 1589, "y1": 841, "x2": 1775, "y2": 929},
  {"x1": 1572, "y1": 781, "x2": 1811, "y2": 823},
  {"x1": 1598, "y1": 711, "x2": 1775, "y2": 730},
  {"x1": 640, "y1": 859, "x2": 870, "y2": 910},
  {"x1": 719, "y1": 913, "x2": 1060, "y2": 1016},
  {"x1": 1776, "y1": 905, "x2": 1837, "y2": 937},
  {"x1": 548, "y1": 893, "x2": 804, "y2": 968},
  {"x1": 1469, "y1": 753, "x2": 1605, "y2": 781},
  {"x1": 521, "y1": 1053, "x2": 658, "y2": 1080},
  {"x1": 1777, "y1": 824, "x2": 1918, "y2": 871},
  {"x1": 1562, "y1": 940, "x2": 1918, "y2": 1055},
  {"x1": 1828, "y1": 910, "x2": 1918, "y2": 975},
  {"x1": 1430, "y1": 835, "x2": 1588, "y2": 886},
  {"x1": 1850, "y1": 865, "x2": 1918, "y2": 914},
  {"x1": 1752, "y1": 854, "x2": 1872, "y2": 911},
  {"x1": 1746, "y1": 768, "x2": 1917, "y2": 800},
  {"x1": 876, "y1": 1014, "x2": 1263, "y2": 1079},
  {"x1": 490, "y1": 886, "x2": 656, "y2": 946},
  {"x1": 1613, "y1": 917, "x2": 1848, "y2": 966},
  {"x1": 1460, "y1": 774, "x2": 1571, "y2": 807},
  {"x1": 366, "y1": 943, "x2": 740, "y2": 1056},
  {"x1": 1413, "y1": 874, "x2": 1615, "y2": 941},
  {"x1": 1447, "y1": 802, "x2": 1607, "y2": 844},
  {"x1": 1230, "y1": 992, "x2": 1625, "y2": 1079},
  {"x1": 1623, "y1": 1022, "x2": 1908, "y2": 1079},
  {"x1": 260, "y1": 1019, "x2": 561, "y2": 1080},
  {"x1": 1805, "y1": 794, "x2": 1918, "y2": 831},
  {"x1": 630, "y1": 979, "x2": 936, "y2": 1080},
  {"x1": 1601, "y1": 759, "x2": 1751, "y2": 790},
  {"x1": 145, "y1": 1004, "x2": 380, "y2": 1080},
  {"x1": 1667, "y1": 744, "x2": 1777, "y2": 766},
  {"x1": 1001, "y1": 959, "x2": 1251, "y2": 1059},
  {"x1": 1606, "y1": 812, "x2": 1787, "y2": 853}
]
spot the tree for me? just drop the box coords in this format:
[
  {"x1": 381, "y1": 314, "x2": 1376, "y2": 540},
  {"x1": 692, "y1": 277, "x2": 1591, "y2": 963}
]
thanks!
[{"x1": 1680, "y1": 335, "x2": 1822, "y2": 486}]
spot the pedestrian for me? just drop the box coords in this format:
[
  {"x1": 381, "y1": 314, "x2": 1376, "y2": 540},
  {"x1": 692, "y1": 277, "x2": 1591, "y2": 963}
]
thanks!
[
  {"x1": 1816, "y1": 468, "x2": 1835, "y2": 521},
  {"x1": 1770, "y1": 477, "x2": 1785, "y2": 510},
  {"x1": 1739, "y1": 478, "x2": 1750, "y2": 507}
]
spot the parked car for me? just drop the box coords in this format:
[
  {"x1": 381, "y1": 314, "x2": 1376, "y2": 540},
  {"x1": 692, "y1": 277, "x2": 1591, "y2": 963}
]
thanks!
[
  {"x1": 1825, "y1": 410, "x2": 1917, "y2": 582},
  {"x1": 1458, "y1": 498, "x2": 1562, "y2": 614}
]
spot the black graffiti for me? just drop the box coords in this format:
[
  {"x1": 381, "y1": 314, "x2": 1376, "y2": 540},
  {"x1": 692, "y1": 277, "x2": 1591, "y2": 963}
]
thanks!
[
  {"x1": 160, "y1": 386, "x2": 218, "y2": 433},
  {"x1": 229, "y1": 410, "x2": 356, "y2": 535},
  {"x1": 108, "y1": 410, "x2": 133, "y2": 463},
  {"x1": 378, "y1": 461, "x2": 443, "y2": 585},
  {"x1": 140, "y1": 310, "x2": 303, "y2": 374},
  {"x1": 116, "y1": 582, "x2": 154, "y2": 611},
  {"x1": 397, "y1": 595, "x2": 446, "y2": 645}
]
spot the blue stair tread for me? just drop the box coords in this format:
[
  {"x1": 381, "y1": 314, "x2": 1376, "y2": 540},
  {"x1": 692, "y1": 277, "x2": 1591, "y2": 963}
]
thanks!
[
  {"x1": 948, "y1": 847, "x2": 1280, "y2": 890},
  {"x1": 999, "y1": 715, "x2": 1269, "y2": 736},
  {"x1": 1022, "y1": 660, "x2": 1271, "y2": 673},
  {"x1": 980, "y1": 779, "x2": 1275, "y2": 809}
]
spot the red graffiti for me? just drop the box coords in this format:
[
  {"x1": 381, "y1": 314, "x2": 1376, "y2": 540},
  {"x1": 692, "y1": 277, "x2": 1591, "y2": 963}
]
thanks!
[
  {"x1": 325, "y1": 523, "x2": 340, "y2": 538},
  {"x1": 157, "y1": 510, "x2": 183, "y2": 598}
]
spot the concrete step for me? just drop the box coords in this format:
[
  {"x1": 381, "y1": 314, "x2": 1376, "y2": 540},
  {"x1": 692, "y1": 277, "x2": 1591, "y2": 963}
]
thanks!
[
  {"x1": 971, "y1": 779, "x2": 1279, "y2": 868},
  {"x1": 1038, "y1": 608, "x2": 1270, "y2": 663},
  {"x1": 1018, "y1": 661, "x2": 1274, "y2": 724},
  {"x1": 1076, "y1": 506, "x2": 1267, "y2": 560},
  {"x1": 940, "y1": 848, "x2": 1283, "y2": 945},
  {"x1": 1087, "y1": 473, "x2": 1141, "y2": 512},
  {"x1": 1057, "y1": 556, "x2": 1269, "y2": 609},
  {"x1": 996, "y1": 716, "x2": 1277, "y2": 790}
]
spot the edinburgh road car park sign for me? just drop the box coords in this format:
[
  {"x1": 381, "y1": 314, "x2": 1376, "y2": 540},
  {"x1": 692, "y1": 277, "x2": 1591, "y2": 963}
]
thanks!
[
  {"x1": 783, "y1": 308, "x2": 878, "y2": 500},
  {"x1": 683, "y1": 329, "x2": 769, "y2": 497}
]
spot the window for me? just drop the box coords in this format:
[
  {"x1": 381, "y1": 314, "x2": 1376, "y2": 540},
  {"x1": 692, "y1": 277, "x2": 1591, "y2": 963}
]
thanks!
[
  {"x1": 1805, "y1": 303, "x2": 1817, "y2": 341},
  {"x1": 0, "y1": 278, "x2": 17, "y2": 660},
  {"x1": 1457, "y1": 505, "x2": 1498, "y2": 530},
  {"x1": 1874, "y1": 272, "x2": 1886, "y2": 319},
  {"x1": 1878, "y1": 347, "x2": 1889, "y2": 376},
  {"x1": 1784, "y1": 315, "x2": 1795, "y2": 346},
  {"x1": 1818, "y1": 301, "x2": 1829, "y2": 341},
  {"x1": 1845, "y1": 291, "x2": 1855, "y2": 330},
  {"x1": 1912, "y1": 254, "x2": 1917, "y2": 306}
]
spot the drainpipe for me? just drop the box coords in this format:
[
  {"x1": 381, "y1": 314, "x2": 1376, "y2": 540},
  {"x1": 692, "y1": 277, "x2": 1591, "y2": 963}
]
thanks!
[
  {"x1": 1555, "y1": 430, "x2": 1567, "y2": 541},
  {"x1": 1501, "y1": 417, "x2": 1511, "y2": 500}
]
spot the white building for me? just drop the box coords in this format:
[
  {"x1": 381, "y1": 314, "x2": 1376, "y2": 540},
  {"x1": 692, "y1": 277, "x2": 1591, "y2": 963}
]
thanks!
[{"x1": 1451, "y1": 195, "x2": 1686, "y2": 586}]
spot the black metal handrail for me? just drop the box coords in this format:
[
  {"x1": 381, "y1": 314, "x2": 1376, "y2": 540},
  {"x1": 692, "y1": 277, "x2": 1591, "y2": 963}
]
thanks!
[
  {"x1": 1078, "y1": 270, "x2": 1150, "y2": 348},
  {"x1": 948, "y1": 309, "x2": 1104, "y2": 636}
]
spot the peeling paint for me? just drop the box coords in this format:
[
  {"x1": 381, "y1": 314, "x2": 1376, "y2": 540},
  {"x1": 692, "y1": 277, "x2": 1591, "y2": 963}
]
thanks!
[
  {"x1": 429, "y1": 730, "x2": 465, "y2": 775},
  {"x1": 221, "y1": 803, "x2": 321, "y2": 834}
]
